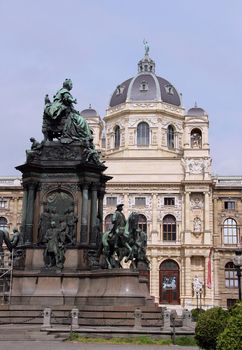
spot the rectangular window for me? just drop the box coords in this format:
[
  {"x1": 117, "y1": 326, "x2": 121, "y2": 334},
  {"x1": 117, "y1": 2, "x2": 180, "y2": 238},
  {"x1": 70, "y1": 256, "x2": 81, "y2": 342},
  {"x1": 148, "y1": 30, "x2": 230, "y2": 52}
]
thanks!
[
  {"x1": 135, "y1": 197, "x2": 146, "y2": 206},
  {"x1": 164, "y1": 197, "x2": 175, "y2": 206},
  {"x1": 224, "y1": 201, "x2": 235, "y2": 210},
  {"x1": 106, "y1": 197, "x2": 117, "y2": 206},
  {"x1": 225, "y1": 270, "x2": 238, "y2": 288},
  {"x1": 227, "y1": 299, "x2": 237, "y2": 308}
]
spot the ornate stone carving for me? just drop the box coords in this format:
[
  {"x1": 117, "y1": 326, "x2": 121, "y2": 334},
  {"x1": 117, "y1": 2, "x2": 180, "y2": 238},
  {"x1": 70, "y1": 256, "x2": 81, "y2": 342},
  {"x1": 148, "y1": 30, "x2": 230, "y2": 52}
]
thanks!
[
  {"x1": 190, "y1": 194, "x2": 204, "y2": 209},
  {"x1": 182, "y1": 158, "x2": 211, "y2": 175},
  {"x1": 45, "y1": 146, "x2": 79, "y2": 161},
  {"x1": 128, "y1": 131, "x2": 134, "y2": 145},
  {"x1": 131, "y1": 103, "x2": 155, "y2": 109},
  {"x1": 128, "y1": 117, "x2": 157, "y2": 128},
  {"x1": 160, "y1": 210, "x2": 181, "y2": 221},
  {"x1": 152, "y1": 131, "x2": 157, "y2": 145},
  {"x1": 193, "y1": 216, "x2": 202, "y2": 237}
]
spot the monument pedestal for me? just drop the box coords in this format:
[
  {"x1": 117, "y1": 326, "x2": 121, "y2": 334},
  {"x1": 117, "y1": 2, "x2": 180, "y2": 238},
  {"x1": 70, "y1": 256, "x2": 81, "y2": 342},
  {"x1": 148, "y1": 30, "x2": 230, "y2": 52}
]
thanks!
[{"x1": 11, "y1": 268, "x2": 152, "y2": 306}]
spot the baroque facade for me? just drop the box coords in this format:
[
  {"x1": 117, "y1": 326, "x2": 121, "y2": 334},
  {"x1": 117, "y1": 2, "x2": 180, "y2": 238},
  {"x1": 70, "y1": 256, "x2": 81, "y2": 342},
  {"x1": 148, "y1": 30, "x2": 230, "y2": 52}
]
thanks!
[{"x1": 1, "y1": 51, "x2": 241, "y2": 309}]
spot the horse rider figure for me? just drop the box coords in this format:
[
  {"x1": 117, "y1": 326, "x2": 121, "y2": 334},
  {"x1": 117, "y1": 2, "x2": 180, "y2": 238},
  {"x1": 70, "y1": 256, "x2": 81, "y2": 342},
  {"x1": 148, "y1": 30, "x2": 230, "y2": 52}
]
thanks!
[{"x1": 109, "y1": 204, "x2": 127, "y2": 249}]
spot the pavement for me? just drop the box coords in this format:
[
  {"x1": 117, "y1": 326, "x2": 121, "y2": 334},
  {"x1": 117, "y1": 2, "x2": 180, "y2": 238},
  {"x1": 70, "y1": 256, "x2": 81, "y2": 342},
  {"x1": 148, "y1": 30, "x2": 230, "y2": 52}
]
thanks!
[{"x1": 0, "y1": 340, "x2": 199, "y2": 350}]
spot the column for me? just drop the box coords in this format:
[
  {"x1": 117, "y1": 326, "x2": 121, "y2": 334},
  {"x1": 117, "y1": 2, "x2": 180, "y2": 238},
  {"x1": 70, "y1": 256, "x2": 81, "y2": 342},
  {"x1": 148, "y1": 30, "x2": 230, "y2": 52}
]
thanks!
[
  {"x1": 205, "y1": 255, "x2": 212, "y2": 305},
  {"x1": 14, "y1": 197, "x2": 18, "y2": 226},
  {"x1": 184, "y1": 191, "x2": 191, "y2": 244},
  {"x1": 98, "y1": 188, "x2": 105, "y2": 234},
  {"x1": 150, "y1": 256, "x2": 158, "y2": 302},
  {"x1": 204, "y1": 192, "x2": 211, "y2": 244},
  {"x1": 213, "y1": 252, "x2": 220, "y2": 306},
  {"x1": 21, "y1": 184, "x2": 28, "y2": 233},
  {"x1": 80, "y1": 184, "x2": 89, "y2": 244},
  {"x1": 90, "y1": 185, "x2": 98, "y2": 245},
  {"x1": 123, "y1": 193, "x2": 129, "y2": 218},
  {"x1": 151, "y1": 193, "x2": 158, "y2": 243},
  {"x1": 185, "y1": 256, "x2": 192, "y2": 301},
  {"x1": 25, "y1": 183, "x2": 36, "y2": 244}
]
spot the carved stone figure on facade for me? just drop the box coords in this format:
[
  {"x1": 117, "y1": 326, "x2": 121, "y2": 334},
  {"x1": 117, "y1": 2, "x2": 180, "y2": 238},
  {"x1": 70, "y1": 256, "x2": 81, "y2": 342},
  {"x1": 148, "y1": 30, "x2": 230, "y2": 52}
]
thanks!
[
  {"x1": 191, "y1": 132, "x2": 202, "y2": 148},
  {"x1": 193, "y1": 216, "x2": 202, "y2": 234},
  {"x1": 37, "y1": 207, "x2": 51, "y2": 244},
  {"x1": 190, "y1": 196, "x2": 203, "y2": 209},
  {"x1": 203, "y1": 158, "x2": 211, "y2": 173},
  {"x1": 26, "y1": 137, "x2": 43, "y2": 162},
  {"x1": 65, "y1": 208, "x2": 78, "y2": 245},
  {"x1": 43, "y1": 79, "x2": 92, "y2": 142},
  {"x1": 193, "y1": 276, "x2": 203, "y2": 295}
]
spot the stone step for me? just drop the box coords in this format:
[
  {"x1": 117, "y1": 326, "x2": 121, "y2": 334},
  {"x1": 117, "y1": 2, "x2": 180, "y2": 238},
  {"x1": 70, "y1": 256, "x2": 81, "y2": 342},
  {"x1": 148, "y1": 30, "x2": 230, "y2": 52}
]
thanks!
[
  {"x1": 0, "y1": 328, "x2": 60, "y2": 341},
  {"x1": 0, "y1": 303, "x2": 163, "y2": 327}
]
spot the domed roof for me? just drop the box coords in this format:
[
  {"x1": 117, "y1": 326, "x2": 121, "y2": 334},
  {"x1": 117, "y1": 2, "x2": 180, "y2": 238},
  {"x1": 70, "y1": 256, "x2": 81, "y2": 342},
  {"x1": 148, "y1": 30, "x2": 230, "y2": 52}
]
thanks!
[
  {"x1": 81, "y1": 105, "x2": 98, "y2": 117},
  {"x1": 187, "y1": 103, "x2": 206, "y2": 116},
  {"x1": 109, "y1": 52, "x2": 181, "y2": 108}
]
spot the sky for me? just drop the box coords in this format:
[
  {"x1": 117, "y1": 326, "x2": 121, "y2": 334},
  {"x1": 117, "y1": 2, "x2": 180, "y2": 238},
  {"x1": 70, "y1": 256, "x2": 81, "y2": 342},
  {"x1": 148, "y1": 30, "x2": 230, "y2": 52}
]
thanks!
[{"x1": 0, "y1": 0, "x2": 241, "y2": 176}]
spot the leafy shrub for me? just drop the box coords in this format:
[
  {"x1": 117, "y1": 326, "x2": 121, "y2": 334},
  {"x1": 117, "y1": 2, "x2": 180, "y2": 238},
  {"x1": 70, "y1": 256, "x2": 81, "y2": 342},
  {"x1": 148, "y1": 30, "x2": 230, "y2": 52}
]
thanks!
[
  {"x1": 191, "y1": 308, "x2": 205, "y2": 321},
  {"x1": 216, "y1": 302, "x2": 242, "y2": 350},
  {"x1": 195, "y1": 307, "x2": 228, "y2": 349}
]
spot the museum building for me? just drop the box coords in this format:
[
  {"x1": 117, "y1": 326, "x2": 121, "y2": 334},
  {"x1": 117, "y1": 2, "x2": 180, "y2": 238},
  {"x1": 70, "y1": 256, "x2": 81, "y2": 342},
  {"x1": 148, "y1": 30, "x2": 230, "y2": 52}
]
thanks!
[{"x1": 1, "y1": 50, "x2": 241, "y2": 310}]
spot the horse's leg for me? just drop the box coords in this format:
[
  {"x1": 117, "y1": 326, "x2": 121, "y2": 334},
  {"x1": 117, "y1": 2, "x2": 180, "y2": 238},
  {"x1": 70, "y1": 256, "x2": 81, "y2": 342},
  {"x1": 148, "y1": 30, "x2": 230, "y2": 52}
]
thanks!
[{"x1": 105, "y1": 257, "x2": 112, "y2": 269}]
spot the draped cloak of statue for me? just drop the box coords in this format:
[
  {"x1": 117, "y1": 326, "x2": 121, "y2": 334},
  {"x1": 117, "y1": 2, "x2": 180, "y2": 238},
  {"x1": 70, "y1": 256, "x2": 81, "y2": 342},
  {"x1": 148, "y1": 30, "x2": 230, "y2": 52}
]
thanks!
[{"x1": 44, "y1": 79, "x2": 92, "y2": 143}]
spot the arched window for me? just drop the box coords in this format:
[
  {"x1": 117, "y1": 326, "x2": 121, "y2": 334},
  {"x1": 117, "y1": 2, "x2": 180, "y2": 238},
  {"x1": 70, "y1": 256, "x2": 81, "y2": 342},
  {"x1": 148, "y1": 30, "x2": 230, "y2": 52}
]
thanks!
[
  {"x1": 0, "y1": 217, "x2": 8, "y2": 230},
  {"x1": 137, "y1": 122, "x2": 149, "y2": 146},
  {"x1": 163, "y1": 215, "x2": 176, "y2": 241},
  {"x1": 114, "y1": 125, "x2": 120, "y2": 149},
  {"x1": 104, "y1": 214, "x2": 113, "y2": 231},
  {"x1": 191, "y1": 128, "x2": 202, "y2": 148},
  {"x1": 167, "y1": 125, "x2": 175, "y2": 149},
  {"x1": 138, "y1": 214, "x2": 147, "y2": 233},
  {"x1": 225, "y1": 262, "x2": 238, "y2": 288},
  {"x1": 223, "y1": 218, "x2": 237, "y2": 244}
]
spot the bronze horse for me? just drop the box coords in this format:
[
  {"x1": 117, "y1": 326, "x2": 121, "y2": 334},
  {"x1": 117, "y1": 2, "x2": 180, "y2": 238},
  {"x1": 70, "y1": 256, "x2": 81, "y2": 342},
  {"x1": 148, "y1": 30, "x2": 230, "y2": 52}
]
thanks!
[{"x1": 101, "y1": 212, "x2": 148, "y2": 269}]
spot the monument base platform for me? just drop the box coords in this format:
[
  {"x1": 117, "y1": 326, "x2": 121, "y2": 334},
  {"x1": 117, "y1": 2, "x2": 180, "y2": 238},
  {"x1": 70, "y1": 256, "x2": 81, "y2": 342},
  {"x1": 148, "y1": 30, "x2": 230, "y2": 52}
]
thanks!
[{"x1": 11, "y1": 268, "x2": 152, "y2": 306}]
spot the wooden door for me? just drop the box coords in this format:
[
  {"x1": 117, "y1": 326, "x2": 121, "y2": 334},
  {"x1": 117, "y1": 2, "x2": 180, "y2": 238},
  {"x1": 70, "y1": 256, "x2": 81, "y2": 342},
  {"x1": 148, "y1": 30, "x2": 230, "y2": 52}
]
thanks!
[{"x1": 159, "y1": 259, "x2": 180, "y2": 304}]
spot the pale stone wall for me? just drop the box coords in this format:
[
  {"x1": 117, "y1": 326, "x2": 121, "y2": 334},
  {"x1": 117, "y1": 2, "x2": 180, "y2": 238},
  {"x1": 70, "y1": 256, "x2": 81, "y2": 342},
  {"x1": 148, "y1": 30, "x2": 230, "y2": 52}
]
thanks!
[{"x1": 0, "y1": 177, "x2": 23, "y2": 234}]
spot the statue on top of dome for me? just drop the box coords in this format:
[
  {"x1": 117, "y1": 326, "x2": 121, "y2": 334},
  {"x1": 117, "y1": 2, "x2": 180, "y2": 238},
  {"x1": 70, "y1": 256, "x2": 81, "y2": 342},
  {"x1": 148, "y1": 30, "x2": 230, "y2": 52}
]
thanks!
[{"x1": 143, "y1": 39, "x2": 149, "y2": 56}]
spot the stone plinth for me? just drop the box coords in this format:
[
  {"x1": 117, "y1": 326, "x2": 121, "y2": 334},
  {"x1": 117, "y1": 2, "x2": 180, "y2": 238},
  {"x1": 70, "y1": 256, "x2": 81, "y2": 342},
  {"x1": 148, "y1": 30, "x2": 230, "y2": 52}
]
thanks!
[{"x1": 11, "y1": 268, "x2": 152, "y2": 306}]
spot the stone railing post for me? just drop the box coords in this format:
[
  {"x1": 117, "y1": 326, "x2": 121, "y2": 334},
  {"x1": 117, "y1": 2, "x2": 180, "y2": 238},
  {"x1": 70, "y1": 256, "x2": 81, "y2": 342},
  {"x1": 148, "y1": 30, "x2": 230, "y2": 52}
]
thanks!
[
  {"x1": 42, "y1": 307, "x2": 52, "y2": 329},
  {"x1": 182, "y1": 309, "x2": 192, "y2": 328},
  {"x1": 71, "y1": 308, "x2": 79, "y2": 330},
  {"x1": 134, "y1": 308, "x2": 142, "y2": 329},
  {"x1": 162, "y1": 309, "x2": 171, "y2": 330}
]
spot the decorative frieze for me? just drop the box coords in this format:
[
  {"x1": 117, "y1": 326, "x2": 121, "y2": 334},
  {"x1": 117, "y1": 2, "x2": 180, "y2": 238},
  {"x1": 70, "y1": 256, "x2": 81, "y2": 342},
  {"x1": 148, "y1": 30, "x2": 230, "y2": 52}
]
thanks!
[
  {"x1": 190, "y1": 194, "x2": 204, "y2": 209},
  {"x1": 182, "y1": 158, "x2": 211, "y2": 175}
]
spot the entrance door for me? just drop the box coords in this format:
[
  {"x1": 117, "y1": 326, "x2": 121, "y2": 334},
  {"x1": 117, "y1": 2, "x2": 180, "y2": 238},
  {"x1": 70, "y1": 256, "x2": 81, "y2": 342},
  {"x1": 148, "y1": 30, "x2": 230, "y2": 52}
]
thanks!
[{"x1": 159, "y1": 259, "x2": 180, "y2": 304}]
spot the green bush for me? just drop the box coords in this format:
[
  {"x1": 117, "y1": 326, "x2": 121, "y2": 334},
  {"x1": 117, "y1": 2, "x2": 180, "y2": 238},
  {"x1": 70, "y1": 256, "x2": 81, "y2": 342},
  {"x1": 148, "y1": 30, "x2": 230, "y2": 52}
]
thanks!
[
  {"x1": 216, "y1": 303, "x2": 242, "y2": 350},
  {"x1": 195, "y1": 307, "x2": 228, "y2": 349},
  {"x1": 191, "y1": 308, "x2": 205, "y2": 321}
]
